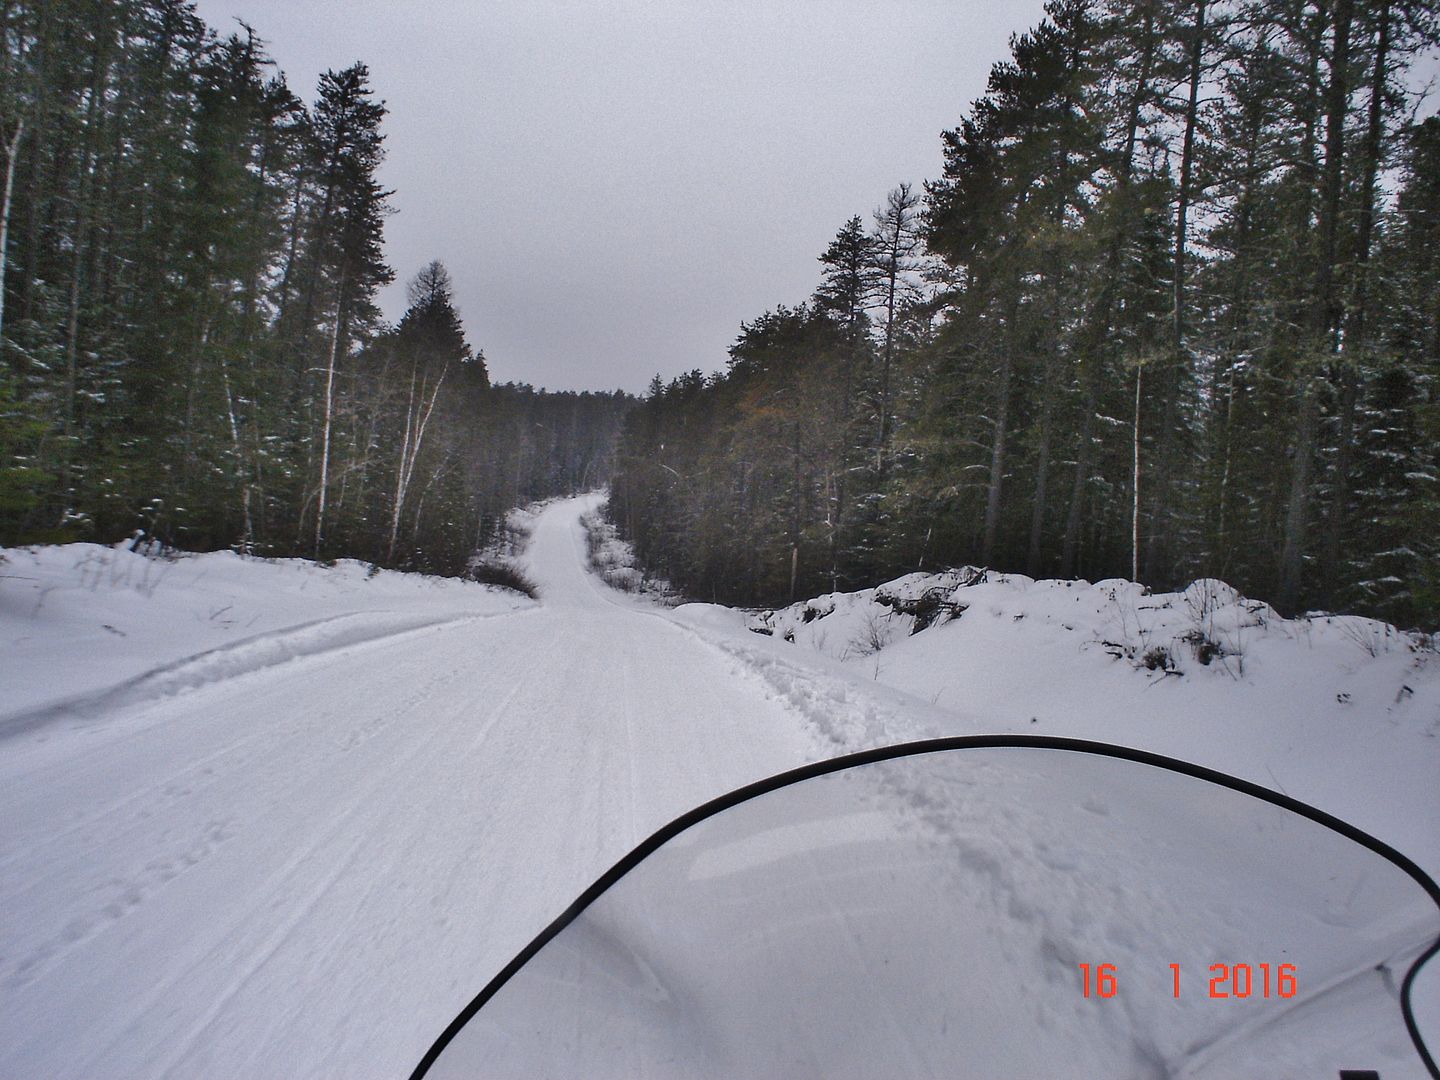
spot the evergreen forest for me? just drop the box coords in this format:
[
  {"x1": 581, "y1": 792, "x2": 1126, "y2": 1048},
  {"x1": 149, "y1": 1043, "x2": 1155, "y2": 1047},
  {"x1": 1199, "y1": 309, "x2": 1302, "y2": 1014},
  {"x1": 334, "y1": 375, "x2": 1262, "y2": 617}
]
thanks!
[
  {"x1": 0, "y1": 3, "x2": 632, "y2": 575},
  {"x1": 610, "y1": 0, "x2": 1440, "y2": 629},
  {"x1": 3, "y1": 1, "x2": 1438, "y2": 629}
]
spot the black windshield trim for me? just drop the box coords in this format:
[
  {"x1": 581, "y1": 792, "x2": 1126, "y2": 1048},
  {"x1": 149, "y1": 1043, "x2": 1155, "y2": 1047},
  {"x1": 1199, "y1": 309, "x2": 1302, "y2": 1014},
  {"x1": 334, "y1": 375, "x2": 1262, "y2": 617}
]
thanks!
[{"x1": 409, "y1": 735, "x2": 1440, "y2": 1080}]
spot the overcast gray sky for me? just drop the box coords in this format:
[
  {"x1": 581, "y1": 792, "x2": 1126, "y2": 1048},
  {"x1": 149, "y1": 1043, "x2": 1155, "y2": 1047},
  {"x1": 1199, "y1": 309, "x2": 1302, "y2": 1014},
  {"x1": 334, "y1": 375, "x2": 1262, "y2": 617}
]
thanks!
[{"x1": 188, "y1": 1, "x2": 1048, "y2": 392}]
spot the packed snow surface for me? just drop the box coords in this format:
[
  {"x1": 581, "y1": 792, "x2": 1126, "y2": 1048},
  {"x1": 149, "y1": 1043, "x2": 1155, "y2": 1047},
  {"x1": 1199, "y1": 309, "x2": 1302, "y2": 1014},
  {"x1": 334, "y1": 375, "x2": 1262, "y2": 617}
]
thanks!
[{"x1": 1, "y1": 495, "x2": 1436, "y2": 1077}]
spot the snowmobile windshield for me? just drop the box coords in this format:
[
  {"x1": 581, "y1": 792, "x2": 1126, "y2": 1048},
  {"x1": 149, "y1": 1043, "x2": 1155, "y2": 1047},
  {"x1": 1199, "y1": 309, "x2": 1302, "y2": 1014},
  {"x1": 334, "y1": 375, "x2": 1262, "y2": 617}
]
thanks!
[{"x1": 414, "y1": 737, "x2": 1440, "y2": 1080}]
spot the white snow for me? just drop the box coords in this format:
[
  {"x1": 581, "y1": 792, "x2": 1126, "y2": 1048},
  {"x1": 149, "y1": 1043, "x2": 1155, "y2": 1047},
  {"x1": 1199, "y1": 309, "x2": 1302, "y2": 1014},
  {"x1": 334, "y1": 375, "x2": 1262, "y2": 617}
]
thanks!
[
  {"x1": 0, "y1": 542, "x2": 531, "y2": 721},
  {"x1": 1, "y1": 496, "x2": 1437, "y2": 1077},
  {"x1": 736, "y1": 568, "x2": 1440, "y2": 878}
]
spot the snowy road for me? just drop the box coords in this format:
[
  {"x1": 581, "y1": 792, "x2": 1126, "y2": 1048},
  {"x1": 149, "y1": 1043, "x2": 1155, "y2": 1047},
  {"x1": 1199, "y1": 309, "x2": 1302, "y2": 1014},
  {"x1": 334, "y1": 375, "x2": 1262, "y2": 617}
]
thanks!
[
  {"x1": 0, "y1": 495, "x2": 820, "y2": 1078},
  {"x1": 5, "y1": 495, "x2": 1437, "y2": 1077}
]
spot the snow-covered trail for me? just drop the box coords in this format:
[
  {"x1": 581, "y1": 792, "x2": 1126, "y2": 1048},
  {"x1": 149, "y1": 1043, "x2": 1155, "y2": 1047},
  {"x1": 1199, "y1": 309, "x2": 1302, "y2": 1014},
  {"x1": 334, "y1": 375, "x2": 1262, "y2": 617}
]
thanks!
[{"x1": 0, "y1": 496, "x2": 820, "y2": 1079}]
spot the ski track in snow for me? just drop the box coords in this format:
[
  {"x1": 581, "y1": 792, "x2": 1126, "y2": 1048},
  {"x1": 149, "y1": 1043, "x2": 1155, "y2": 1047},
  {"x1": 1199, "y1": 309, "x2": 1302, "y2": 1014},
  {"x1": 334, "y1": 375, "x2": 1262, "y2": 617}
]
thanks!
[{"x1": 0, "y1": 495, "x2": 831, "y2": 1079}]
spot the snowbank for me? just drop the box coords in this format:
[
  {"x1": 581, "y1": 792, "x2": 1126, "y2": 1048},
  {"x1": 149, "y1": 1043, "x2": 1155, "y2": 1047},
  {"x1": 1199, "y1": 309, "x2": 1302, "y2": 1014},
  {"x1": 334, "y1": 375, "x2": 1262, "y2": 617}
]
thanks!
[
  {"x1": 0, "y1": 543, "x2": 532, "y2": 727},
  {"x1": 725, "y1": 568, "x2": 1439, "y2": 879}
]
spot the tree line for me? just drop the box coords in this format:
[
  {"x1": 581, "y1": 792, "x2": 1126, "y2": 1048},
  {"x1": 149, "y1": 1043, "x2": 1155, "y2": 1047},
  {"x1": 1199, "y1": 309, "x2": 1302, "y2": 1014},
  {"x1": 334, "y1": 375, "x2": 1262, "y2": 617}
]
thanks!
[
  {"x1": 0, "y1": 1, "x2": 632, "y2": 575},
  {"x1": 610, "y1": 0, "x2": 1440, "y2": 629}
]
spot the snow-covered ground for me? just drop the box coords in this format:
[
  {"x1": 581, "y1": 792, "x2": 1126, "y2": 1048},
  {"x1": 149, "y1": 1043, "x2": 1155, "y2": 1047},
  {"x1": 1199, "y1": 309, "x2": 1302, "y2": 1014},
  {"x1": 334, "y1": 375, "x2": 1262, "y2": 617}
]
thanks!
[
  {"x1": 1, "y1": 495, "x2": 1436, "y2": 1077},
  {"x1": 0, "y1": 542, "x2": 532, "y2": 725},
  {"x1": 731, "y1": 566, "x2": 1440, "y2": 878}
]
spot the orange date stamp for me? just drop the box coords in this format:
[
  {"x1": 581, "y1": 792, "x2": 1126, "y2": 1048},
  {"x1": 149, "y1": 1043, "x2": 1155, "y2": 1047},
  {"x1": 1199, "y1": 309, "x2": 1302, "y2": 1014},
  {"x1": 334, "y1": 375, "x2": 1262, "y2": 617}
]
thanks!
[{"x1": 1079, "y1": 962, "x2": 1298, "y2": 1000}]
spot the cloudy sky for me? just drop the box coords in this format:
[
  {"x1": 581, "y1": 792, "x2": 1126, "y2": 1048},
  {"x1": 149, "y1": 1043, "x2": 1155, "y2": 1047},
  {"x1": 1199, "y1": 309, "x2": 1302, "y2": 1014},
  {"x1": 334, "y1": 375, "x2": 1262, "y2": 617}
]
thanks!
[{"x1": 189, "y1": 0, "x2": 1048, "y2": 393}]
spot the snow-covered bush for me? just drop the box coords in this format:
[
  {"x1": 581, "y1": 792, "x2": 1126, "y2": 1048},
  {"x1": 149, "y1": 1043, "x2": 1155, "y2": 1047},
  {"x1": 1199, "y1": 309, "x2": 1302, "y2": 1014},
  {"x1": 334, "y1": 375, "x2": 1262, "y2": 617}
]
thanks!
[
  {"x1": 845, "y1": 610, "x2": 897, "y2": 658},
  {"x1": 466, "y1": 559, "x2": 538, "y2": 598},
  {"x1": 466, "y1": 506, "x2": 540, "y2": 597},
  {"x1": 580, "y1": 503, "x2": 679, "y2": 604}
]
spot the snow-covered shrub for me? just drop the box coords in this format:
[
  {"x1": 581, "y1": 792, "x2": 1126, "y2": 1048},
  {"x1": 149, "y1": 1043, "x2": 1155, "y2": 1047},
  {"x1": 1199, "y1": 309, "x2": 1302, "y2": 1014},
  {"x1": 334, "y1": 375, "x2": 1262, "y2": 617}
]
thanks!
[
  {"x1": 465, "y1": 506, "x2": 540, "y2": 597},
  {"x1": 747, "y1": 568, "x2": 985, "y2": 659},
  {"x1": 1141, "y1": 645, "x2": 1177, "y2": 673},
  {"x1": 1178, "y1": 628, "x2": 1227, "y2": 666},
  {"x1": 466, "y1": 559, "x2": 537, "y2": 598},
  {"x1": 494, "y1": 509, "x2": 535, "y2": 558},
  {"x1": 579, "y1": 503, "x2": 679, "y2": 604},
  {"x1": 1333, "y1": 616, "x2": 1403, "y2": 658},
  {"x1": 73, "y1": 540, "x2": 179, "y2": 598},
  {"x1": 844, "y1": 610, "x2": 898, "y2": 658}
]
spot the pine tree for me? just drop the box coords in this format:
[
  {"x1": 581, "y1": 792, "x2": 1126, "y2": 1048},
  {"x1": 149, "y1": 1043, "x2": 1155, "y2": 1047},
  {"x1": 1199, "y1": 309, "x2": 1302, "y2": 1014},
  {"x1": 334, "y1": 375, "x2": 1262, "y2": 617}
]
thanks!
[
  {"x1": 384, "y1": 261, "x2": 475, "y2": 564},
  {"x1": 295, "y1": 62, "x2": 393, "y2": 555},
  {"x1": 867, "y1": 184, "x2": 925, "y2": 477}
]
